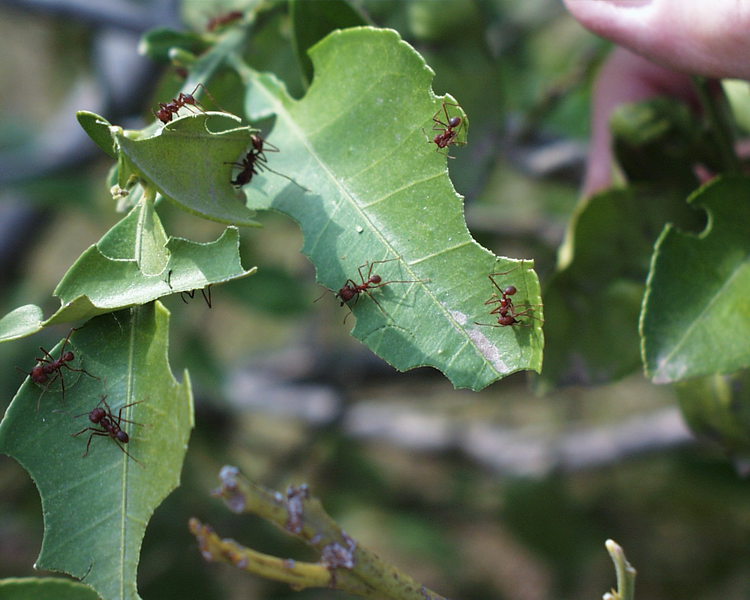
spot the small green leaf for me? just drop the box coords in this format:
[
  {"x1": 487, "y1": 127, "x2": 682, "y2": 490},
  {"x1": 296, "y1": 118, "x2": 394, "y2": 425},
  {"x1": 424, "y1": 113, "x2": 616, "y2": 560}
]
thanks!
[
  {"x1": 641, "y1": 176, "x2": 750, "y2": 383},
  {"x1": 0, "y1": 577, "x2": 99, "y2": 600},
  {"x1": 138, "y1": 27, "x2": 210, "y2": 63},
  {"x1": 115, "y1": 112, "x2": 261, "y2": 226},
  {"x1": 0, "y1": 303, "x2": 193, "y2": 600},
  {"x1": 0, "y1": 305, "x2": 44, "y2": 341},
  {"x1": 234, "y1": 27, "x2": 543, "y2": 390},
  {"x1": 77, "y1": 111, "x2": 117, "y2": 158}
]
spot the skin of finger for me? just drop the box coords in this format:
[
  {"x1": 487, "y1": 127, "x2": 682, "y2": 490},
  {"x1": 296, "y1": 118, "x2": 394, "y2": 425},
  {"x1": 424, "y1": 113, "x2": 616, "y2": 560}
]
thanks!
[
  {"x1": 564, "y1": 0, "x2": 750, "y2": 80},
  {"x1": 582, "y1": 47, "x2": 697, "y2": 196}
]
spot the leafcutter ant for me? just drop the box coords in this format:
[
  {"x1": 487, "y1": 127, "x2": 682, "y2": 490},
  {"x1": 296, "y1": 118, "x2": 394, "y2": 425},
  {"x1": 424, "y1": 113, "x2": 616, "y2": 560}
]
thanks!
[
  {"x1": 325, "y1": 258, "x2": 426, "y2": 320},
  {"x1": 72, "y1": 395, "x2": 143, "y2": 466},
  {"x1": 475, "y1": 269, "x2": 541, "y2": 328},
  {"x1": 207, "y1": 10, "x2": 243, "y2": 31},
  {"x1": 225, "y1": 134, "x2": 309, "y2": 191},
  {"x1": 426, "y1": 101, "x2": 466, "y2": 157},
  {"x1": 18, "y1": 328, "x2": 98, "y2": 409},
  {"x1": 154, "y1": 83, "x2": 224, "y2": 124}
]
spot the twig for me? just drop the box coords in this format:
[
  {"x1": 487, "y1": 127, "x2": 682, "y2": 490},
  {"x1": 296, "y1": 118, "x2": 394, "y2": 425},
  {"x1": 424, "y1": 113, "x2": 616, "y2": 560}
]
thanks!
[
  {"x1": 603, "y1": 539, "x2": 636, "y2": 600},
  {"x1": 190, "y1": 466, "x2": 453, "y2": 600}
]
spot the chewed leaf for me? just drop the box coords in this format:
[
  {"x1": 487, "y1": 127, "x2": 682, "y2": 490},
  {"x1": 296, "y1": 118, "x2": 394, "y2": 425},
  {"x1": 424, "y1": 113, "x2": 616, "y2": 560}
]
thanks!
[
  {"x1": 0, "y1": 201, "x2": 255, "y2": 341},
  {"x1": 233, "y1": 27, "x2": 543, "y2": 390},
  {"x1": 641, "y1": 177, "x2": 750, "y2": 383},
  {"x1": 0, "y1": 304, "x2": 193, "y2": 600},
  {"x1": 115, "y1": 112, "x2": 261, "y2": 226}
]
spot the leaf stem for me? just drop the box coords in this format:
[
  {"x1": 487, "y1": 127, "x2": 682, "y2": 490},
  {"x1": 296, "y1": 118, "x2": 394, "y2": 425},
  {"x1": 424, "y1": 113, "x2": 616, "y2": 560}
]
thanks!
[
  {"x1": 692, "y1": 76, "x2": 742, "y2": 175},
  {"x1": 604, "y1": 539, "x2": 636, "y2": 600},
  {"x1": 191, "y1": 465, "x2": 453, "y2": 600}
]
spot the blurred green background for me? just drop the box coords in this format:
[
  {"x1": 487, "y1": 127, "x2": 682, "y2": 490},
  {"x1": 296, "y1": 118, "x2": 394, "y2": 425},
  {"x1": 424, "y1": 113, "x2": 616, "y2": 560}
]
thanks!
[{"x1": 1, "y1": 1, "x2": 749, "y2": 599}]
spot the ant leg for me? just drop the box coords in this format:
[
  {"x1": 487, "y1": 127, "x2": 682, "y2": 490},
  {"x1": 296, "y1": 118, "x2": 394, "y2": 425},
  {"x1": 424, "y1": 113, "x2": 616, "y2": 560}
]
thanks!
[
  {"x1": 260, "y1": 140, "x2": 280, "y2": 154},
  {"x1": 59, "y1": 365, "x2": 67, "y2": 403},
  {"x1": 442, "y1": 101, "x2": 452, "y2": 126},
  {"x1": 484, "y1": 293, "x2": 503, "y2": 306},
  {"x1": 74, "y1": 430, "x2": 110, "y2": 457},
  {"x1": 200, "y1": 285, "x2": 212, "y2": 309},
  {"x1": 358, "y1": 262, "x2": 374, "y2": 286},
  {"x1": 115, "y1": 401, "x2": 143, "y2": 427},
  {"x1": 243, "y1": 148, "x2": 308, "y2": 190},
  {"x1": 190, "y1": 82, "x2": 228, "y2": 113},
  {"x1": 180, "y1": 290, "x2": 196, "y2": 304},
  {"x1": 431, "y1": 108, "x2": 449, "y2": 131},
  {"x1": 166, "y1": 269, "x2": 173, "y2": 289},
  {"x1": 363, "y1": 290, "x2": 388, "y2": 315},
  {"x1": 114, "y1": 440, "x2": 144, "y2": 467},
  {"x1": 36, "y1": 347, "x2": 55, "y2": 364},
  {"x1": 61, "y1": 362, "x2": 99, "y2": 382}
]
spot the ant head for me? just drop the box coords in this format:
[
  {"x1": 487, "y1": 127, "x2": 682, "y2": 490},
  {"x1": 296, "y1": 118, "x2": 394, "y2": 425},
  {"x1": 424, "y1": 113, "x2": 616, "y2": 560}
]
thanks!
[
  {"x1": 250, "y1": 134, "x2": 264, "y2": 152},
  {"x1": 62, "y1": 351, "x2": 74, "y2": 362},
  {"x1": 116, "y1": 430, "x2": 129, "y2": 443},
  {"x1": 155, "y1": 108, "x2": 171, "y2": 124},
  {"x1": 337, "y1": 286, "x2": 357, "y2": 303},
  {"x1": 31, "y1": 365, "x2": 48, "y2": 383}
]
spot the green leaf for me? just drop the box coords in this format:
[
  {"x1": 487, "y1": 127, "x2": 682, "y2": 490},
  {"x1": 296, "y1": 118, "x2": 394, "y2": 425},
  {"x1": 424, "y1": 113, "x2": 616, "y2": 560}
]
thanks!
[
  {"x1": 289, "y1": 0, "x2": 369, "y2": 86},
  {"x1": 641, "y1": 176, "x2": 750, "y2": 383},
  {"x1": 233, "y1": 27, "x2": 543, "y2": 390},
  {"x1": 114, "y1": 112, "x2": 261, "y2": 226},
  {"x1": 0, "y1": 577, "x2": 99, "y2": 600},
  {"x1": 0, "y1": 303, "x2": 193, "y2": 600},
  {"x1": 0, "y1": 305, "x2": 44, "y2": 342},
  {"x1": 540, "y1": 186, "x2": 702, "y2": 389},
  {"x1": 77, "y1": 111, "x2": 117, "y2": 158},
  {"x1": 0, "y1": 200, "x2": 256, "y2": 340}
]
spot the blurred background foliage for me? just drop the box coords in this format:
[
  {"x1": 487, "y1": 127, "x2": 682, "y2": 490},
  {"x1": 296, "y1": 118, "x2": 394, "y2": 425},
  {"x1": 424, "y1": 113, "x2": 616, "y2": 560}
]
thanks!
[{"x1": 1, "y1": 0, "x2": 749, "y2": 599}]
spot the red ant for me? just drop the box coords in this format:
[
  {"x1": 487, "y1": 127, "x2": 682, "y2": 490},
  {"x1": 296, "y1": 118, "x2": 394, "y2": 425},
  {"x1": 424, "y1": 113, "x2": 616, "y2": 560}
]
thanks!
[
  {"x1": 18, "y1": 328, "x2": 98, "y2": 409},
  {"x1": 329, "y1": 259, "x2": 425, "y2": 317},
  {"x1": 72, "y1": 396, "x2": 143, "y2": 466},
  {"x1": 475, "y1": 272, "x2": 540, "y2": 328},
  {"x1": 154, "y1": 83, "x2": 223, "y2": 124},
  {"x1": 226, "y1": 134, "x2": 309, "y2": 191},
  {"x1": 166, "y1": 269, "x2": 212, "y2": 308},
  {"x1": 207, "y1": 10, "x2": 243, "y2": 31},
  {"x1": 427, "y1": 101, "x2": 466, "y2": 157}
]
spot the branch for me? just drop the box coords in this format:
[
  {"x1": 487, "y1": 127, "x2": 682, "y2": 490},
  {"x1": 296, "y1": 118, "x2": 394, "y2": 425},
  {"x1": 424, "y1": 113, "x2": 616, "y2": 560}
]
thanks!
[{"x1": 190, "y1": 466, "x2": 453, "y2": 600}]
